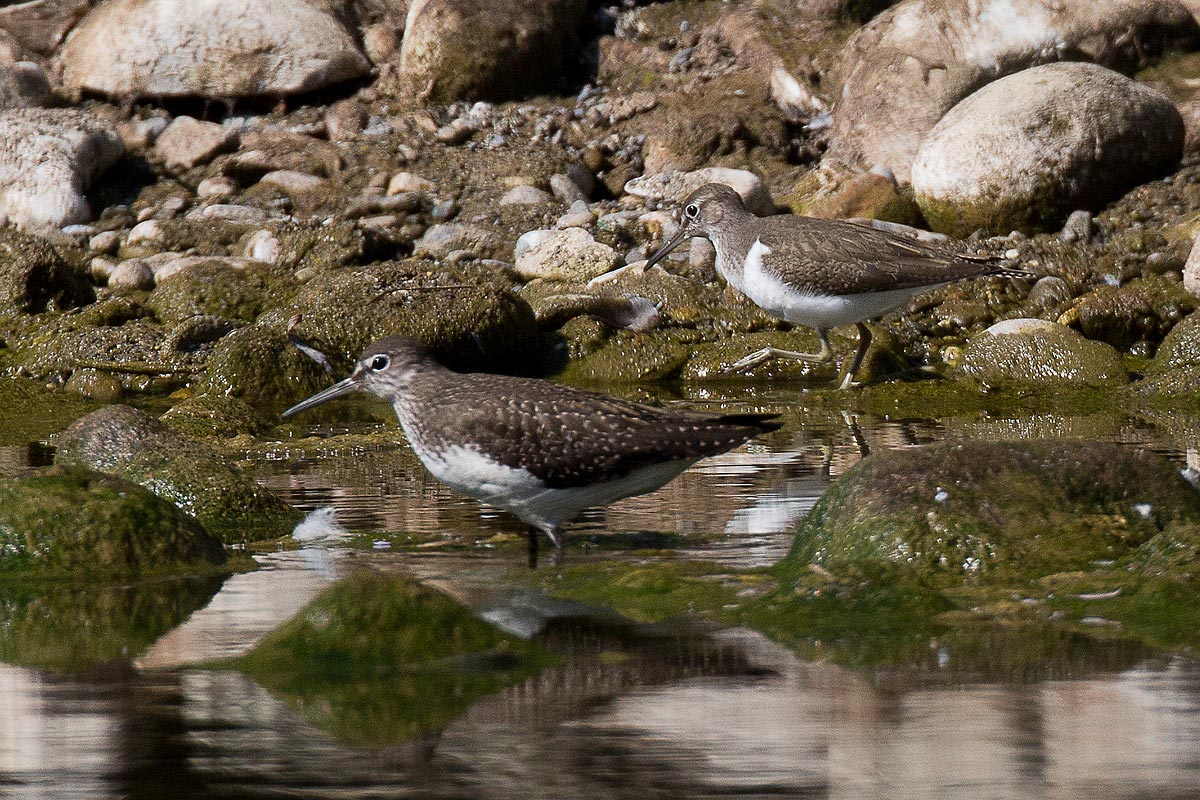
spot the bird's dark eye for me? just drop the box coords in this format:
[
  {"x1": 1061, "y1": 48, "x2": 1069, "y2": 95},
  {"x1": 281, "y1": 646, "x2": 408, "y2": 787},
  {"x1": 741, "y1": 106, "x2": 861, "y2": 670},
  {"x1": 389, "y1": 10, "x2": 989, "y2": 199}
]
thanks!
[
  {"x1": 685, "y1": 203, "x2": 700, "y2": 219},
  {"x1": 369, "y1": 355, "x2": 389, "y2": 371}
]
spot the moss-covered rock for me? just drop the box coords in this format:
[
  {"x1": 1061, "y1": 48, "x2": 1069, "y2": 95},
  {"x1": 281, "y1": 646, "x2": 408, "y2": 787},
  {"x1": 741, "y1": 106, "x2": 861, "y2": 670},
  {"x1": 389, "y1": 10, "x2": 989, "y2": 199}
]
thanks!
[
  {"x1": 958, "y1": 318, "x2": 1128, "y2": 387},
  {"x1": 145, "y1": 259, "x2": 301, "y2": 326},
  {"x1": 54, "y1": 405, "x2": 301, "y2": 543},
  {"x1": 781, "y1": 440, "x2": 1200, "y2": 588},
  {"x1": 0, "y1": 465, "x2": 226, "y2": 576},
  {"x1": 229, "y1": 571, "x2": 556, "y2": 746},
  {"x1": 0, "y1": 573, "x2": 225, "y2": 671},
  {"x1": 1148, "y1": 309, "x2": 1200, "y2": 372},
  {"x1": 160, "y1": 395, "x2": 271, "y2": 438},
  {"x1": 273, "y1": 261, "x2": 542, "y2": 375},
  {"x1": 0, "y1": 227, "x2": 94, "y2": 313},
  {"x1": 1068, "y1": 276, "x2": 1196, "y2": 351},
  {"x1": 199, "y1": 324, "x2": 330, "y2": 413},
  {"x1": 558, "y1": 330, "x2": 694, "y2": 383}
]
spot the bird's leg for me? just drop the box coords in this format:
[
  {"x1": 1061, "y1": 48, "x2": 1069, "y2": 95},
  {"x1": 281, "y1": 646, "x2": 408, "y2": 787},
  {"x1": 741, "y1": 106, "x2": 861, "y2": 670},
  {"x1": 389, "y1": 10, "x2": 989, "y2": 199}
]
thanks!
[
  {"x1": 838, "y1": 322, "x2": 872, "y2": 390},
  {"x1": 527, "y1": 527, "x2": 540, "y2": 569},
  {"x1": 725, "y1": 328, "x2": 834, "y2": 373}
]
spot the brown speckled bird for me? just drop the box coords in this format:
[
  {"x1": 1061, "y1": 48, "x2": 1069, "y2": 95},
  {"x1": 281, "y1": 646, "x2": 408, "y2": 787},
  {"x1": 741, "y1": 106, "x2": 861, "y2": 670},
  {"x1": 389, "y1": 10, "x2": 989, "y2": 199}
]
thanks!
[
  {"x1": 643, "y1": 183, "x2": 1032, "y2": 388},
  {"x1": 283, "y1": 336, "x2": 780, "y2": 555}
]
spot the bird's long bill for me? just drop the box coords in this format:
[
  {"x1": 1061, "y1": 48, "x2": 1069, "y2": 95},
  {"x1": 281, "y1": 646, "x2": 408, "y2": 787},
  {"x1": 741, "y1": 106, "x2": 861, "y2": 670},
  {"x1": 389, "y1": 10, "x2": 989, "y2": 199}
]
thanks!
[
  {"x1": 281, "y1": 377, "x2": 359, "y2": 419},
  {"x1": 643, "y1": 229, "x2": 689, "y2": 270}
]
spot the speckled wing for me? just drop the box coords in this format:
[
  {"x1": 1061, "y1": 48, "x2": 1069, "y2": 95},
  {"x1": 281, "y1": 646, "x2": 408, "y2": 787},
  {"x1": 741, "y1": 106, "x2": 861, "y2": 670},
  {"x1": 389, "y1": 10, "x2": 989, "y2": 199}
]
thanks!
[
  {"x1": 439, "y1": 375, "x2": 780, "y2": 489},
  {"x1": 756, "y1": 216, "x2": 1008, "y2": 295}
]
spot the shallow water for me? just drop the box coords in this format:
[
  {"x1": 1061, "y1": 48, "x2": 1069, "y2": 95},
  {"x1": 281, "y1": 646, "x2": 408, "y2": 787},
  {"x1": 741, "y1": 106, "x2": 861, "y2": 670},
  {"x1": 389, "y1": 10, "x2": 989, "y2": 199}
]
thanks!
[{"x1": 4, "y1": 390, "x2": 1200, "y2": 799}]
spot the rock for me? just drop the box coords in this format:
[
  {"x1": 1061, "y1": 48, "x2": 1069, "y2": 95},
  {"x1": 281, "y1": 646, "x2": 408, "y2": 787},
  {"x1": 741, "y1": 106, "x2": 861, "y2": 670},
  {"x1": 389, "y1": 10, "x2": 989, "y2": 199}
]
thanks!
[
  {"x1": 387, "y1": 171, "x2": 434, "y2": 194},
  {"x1": 556, "y1": 201, "x2": 595, "y2": 229},
  {"x1": 412, "y1": 222, "x2": 503, "y2": 260},
  {"x1": 912, "y1": 63, "x2": 1184, "y2": 236},
  {"x1": 1026, "y1": 276, "x2": 1073, "y2": 309},
  {"x1": 54, "y1": 405, "x2": 302, "y2": 543},
  {"x1": 64, "y1": 368, "x2": 124, "y2": 402},
  {"x1": 0, "y1": 0, "x2": 91, "y2": 56},
  {"x1": 200, "y1": 324, "x2": 330, "y2": 411},
  {"x1": 189, "y1": 204, "x2": 271, "y2": 224},
  {"x1": 1150, "y1": 311, "x2": 1200, "y2": 372},
  {"x1": 160, "y1": 395, "x2": 268, "y2": 439},
  {"x1": 324, "y1": 99, "x2": 367, "y2": 141},
  {"x1": 156, "y1": 116, "x2": 237, "y2": 171},
  {"x1": 828, "y1": 0, "x2": 1200, "y2": 181},
  {"x1": 259, "y1": 169, "x2": 325, "y2": 195},
  {"x1": 0, "y1": 466, "x2": 226, "y2": 576},
  {"x1": 107, "y1": 258, "x2": 155, "y2": 290},
  {"x1": 57, "y1": 0, "x2": 370, "y2": 99},
  {"x1": 0, "y1": 227, "x2": 94, "y2": 311},
  {"x1": 397, "y1": 0, "x2": 588, "y2": 103},
  {"x1": 549, "y1": 172, "x2": 588, "y2": 204},
  {"x1": 1186, "y1": 233, "x2": 1200, "y2": 299},
  {"x1": 0, "y1": 108, "x2": 123, "y2": 232},
  {"x1": 240, "y1": 228, "x2": 281, "y2": 262},
  {"x1": 124, "y1": 115, "x2": 170, "y2": 149},
  {"x1": 0, "y1": 61, "x2": 49, "y2": 109},
  {"x1": 232, "y1": 572, "x2": 551, "y2": 747},
  {"x1": 958, "y1": 318, "x2": 1129, "y2": 387},
  {"x1": 1069, "y1": 276, "x2": 1197, "y2": 351},
  {"x1": 624, "y1": 167, "x2": 775, "y2": 216},
  {"x1": 806, "y1": 171, "x2": 922, "y2": 225},
  {"x1": 88, "y1": 229, "x2": 120, "y2": 254},
  {"x1": 126, "y1": 219, "x2": 165, "y2": 248},
  {"x1": 197, "y1": 175, "x2": 238, "y2": 200},
  {"x1": 1059, "y1": 210, "x2": 1094, "y2": 243},
  {"x1": 514, "y1": 227, "x2": 620, "y2": 282},
  {"x1": 146, "y1": 259, "x2": 299, "y2": 326},
  {"x1": 784, "y1": 440, "x2": 1200, "y2": 587},
  {"x1": 500, "y1": 184, "x2": 553, "y2": 205}
]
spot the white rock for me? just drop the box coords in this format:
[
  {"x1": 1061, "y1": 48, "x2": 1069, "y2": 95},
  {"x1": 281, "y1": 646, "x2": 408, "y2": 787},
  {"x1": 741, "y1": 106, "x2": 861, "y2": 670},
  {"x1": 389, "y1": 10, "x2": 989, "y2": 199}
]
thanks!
[
  {"x1": 387, "y1": 172, "x2": 434, "y2": 195},
  {"x1": 983, "y1": 318, "x2": 1065, "y2": 337},
  {"x1": 500, "y1": 185, "x2": 554, "y2": 206},
  {"x1": 126, "y1": 116, "x2": 170, "y2": 149},
  {"x1": 514, "y1": 228, "x2": 556, "y2": 260},
  {"x1": 828, "y1": 0, "x2": 1199, "y2": 182},
  {"x1": 57, "y1": 0, "x2": 370, "y2": 100},
  {"x1": 259, "y1": 169, "x2": 325, "y2": 195},
  {"x1": 88, "y1": 230, "x2": 120, "y2": 254},
  {"x1": 197, "y1": 175, "x2": 238, "y2": 200},
  {"x1": 0, "y1": 108, "x2": 123, "y2": 232},
  {"x1": 912, "y1": 62, "x2": 1184, "y2": 236},
  {"x1": 241, "y1": 229, "x2": 281, "y2": 262},
  {"x1": 514, "y1": 228, "x2": 620, "y2": 282},
  {"x1": 625, "y1": 167, "x2": 775, "y2": 216},
  {"x1": 126, "y1": 219, "x2": 164, "y2": 247},
  {"x1": 1185, "y1": 233, "x2": 1200, "y2": 299},
  {"x1": 108, "y1": 259, "x2": 155, "y2": 291}
]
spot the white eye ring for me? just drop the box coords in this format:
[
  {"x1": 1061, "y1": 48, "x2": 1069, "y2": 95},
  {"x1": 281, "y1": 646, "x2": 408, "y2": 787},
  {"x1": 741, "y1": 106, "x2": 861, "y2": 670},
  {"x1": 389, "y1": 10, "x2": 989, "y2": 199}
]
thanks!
[
  {"x1": 685, "y1": 203, "x2": 700, "y2": 219},
  {"x1": 369, "y1": 355, "x2": 389, "y2": 371}
]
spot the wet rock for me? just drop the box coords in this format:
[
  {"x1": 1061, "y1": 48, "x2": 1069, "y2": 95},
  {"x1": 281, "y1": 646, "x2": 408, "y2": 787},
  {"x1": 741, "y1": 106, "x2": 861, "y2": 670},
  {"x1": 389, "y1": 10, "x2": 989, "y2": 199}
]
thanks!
[
  {"x1": 54, "y1": 405, "x2": 302, "y2": 543},
  {"x1": 558, "y1": 330, "x2": 694, "y2": 383},
  {"x1": 828, "y1": 0, "x2": 1200, "y2": 181},
  {"x1": 784, "y1": 440, "x2": 1200, "y2": 587},
  {"x1": 273, "y1": 263, "x2": 541, "y2": 376},
  {"x1": 231, "y1": 572, "x2": 552, "y2": 747},
  {"x1": 0, "y1": 108, "x2": 123, "y2": 232},
  {"x1": 1026, "y1": 276, "x2": 1073, "y2": 310},
  {"x1": 0, "y1": 465, "x2": 226, "y2": 576},
  {"x1": 0, "y1": 227, "x2": 93, "y2": 312},
  {"x1": 531, "y1": 293, "x2": 659, "y2": 333},
  {"x1": 412, "y1": 222, "x2": 503, "y2": 260},
  {"x1": 625, "y1": 168, "x2": 775, "y2": 215},
  {"x1": 146, "y1": 259, "x2": 299, "y2": 326},
  {"x1": 160, "y1": 395, "x2": 269, "y2": 439},
  {"x1": 514, "y1": 228, "x2": 620, "y2": 282},
  {"x1": 200, "y1": 324, "x2": 329, "y2": 412},
  {"x1": 958, "y1": 318, "x2": 1129, "y2": 388},
  {"x1": 912, "y1": 63, "x2": 1184, "y2": 236},
  {"x1": 0, "y1": 61, "x2": 49, "y2": 109},
  {"x1": 1069, "y1": 276, "x2": 1196, "y2": 351},
  {"x1": 1138, "y1": 311, "x2": 1200, "y2": 398},
  {"x1": 57, "y1": 0, "x2": 370, "y2": 99},
  {"x1": 397, "y1": 0, "x2": 588, "y2": 103},
  {"x1": 156, "y1": 116, "x2": 237, "y2": 171}
]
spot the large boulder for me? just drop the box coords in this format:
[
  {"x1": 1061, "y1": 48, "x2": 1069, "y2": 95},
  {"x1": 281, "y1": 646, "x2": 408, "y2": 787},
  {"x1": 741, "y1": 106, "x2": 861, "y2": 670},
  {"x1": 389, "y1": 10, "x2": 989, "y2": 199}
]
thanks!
[
  {"x1": 57, "y1": 0, "x2": 370, "y2": 100},
  {"x1": 0, "y1": 466, "x2": 226, "y2": 577},
  {"x1": 0, "y1": 108, "x2": 123, "y2": 232},
  {"x1": 396, "y1": 0, "x2": 588, "y2": 102},
  {"x1": 911, "y1": 63, "x2": 1184, "y2": 236},
  {"x1": 827, "y1": 0, "x2": 1199, "y2": 182},
  {"x1": 54, "y1": 405, "x2": 302, "y2": 543}
]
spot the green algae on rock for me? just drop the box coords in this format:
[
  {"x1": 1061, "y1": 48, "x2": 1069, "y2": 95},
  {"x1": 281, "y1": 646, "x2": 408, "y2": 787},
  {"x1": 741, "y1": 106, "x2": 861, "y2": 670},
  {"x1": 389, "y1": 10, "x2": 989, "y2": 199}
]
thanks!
[
  {"x1": 0, "y1": 465, "x2": 226, "y2": 576},
  {"x1": 145, "y1": 259, "x2": 300, "y2": 326},
  {"x1": 0, "y1": 227, "x2": 94, "y2": 313},
  {"x1": 958, "y1": 318, "x2": 1129, "y2": 388},
  {"x1": 160, "y1": 395, "x2": 271, "y2": 439},
  {"x1": 54, "y1": 405, "x2": 301, "y2": 543},
  {"x1": 0, "y1": 573, "x2": 224, "y2": 672},
  {"x1": 229, "y1": 571, "x2": 556, "y2": 747},
  {"x1": 1069, "y1": 276, "x2": 1196, "y2": 351},
  {"x1": 199, "y1": 324, "x2": 330, "y2": 413}
]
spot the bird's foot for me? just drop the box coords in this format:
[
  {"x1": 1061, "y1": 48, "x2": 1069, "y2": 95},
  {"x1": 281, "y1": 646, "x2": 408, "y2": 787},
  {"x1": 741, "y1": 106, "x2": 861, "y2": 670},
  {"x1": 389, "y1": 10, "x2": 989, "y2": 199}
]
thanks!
[{"x1": 724, "y1": 346, "x2": 831, "y2": 374}]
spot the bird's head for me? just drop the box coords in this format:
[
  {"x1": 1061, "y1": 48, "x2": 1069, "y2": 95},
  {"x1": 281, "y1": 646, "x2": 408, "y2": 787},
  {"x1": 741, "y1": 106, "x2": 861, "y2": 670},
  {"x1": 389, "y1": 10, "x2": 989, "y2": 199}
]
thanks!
[
  {"x1": 281, "y1": 336, "x2": 437, "y2": 418},
  {"x1": 644, "y1": 183, "x2": 749, "y2": 269}
]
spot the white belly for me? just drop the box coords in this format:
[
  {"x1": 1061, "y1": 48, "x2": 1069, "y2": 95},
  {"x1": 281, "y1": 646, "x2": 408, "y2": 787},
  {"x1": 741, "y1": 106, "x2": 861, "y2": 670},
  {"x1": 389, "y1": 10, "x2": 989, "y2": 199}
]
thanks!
[{"x1": 728, "y1": 239, "x2": 940, "y2": 330}]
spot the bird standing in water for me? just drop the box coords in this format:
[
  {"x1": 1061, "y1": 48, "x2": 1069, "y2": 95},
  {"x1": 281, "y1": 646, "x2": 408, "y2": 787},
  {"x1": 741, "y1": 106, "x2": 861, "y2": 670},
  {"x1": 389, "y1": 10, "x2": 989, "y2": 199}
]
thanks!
[
  {"x1": 283, "y1": 336, "x2": 780, "y2": 562},
  {"x1": 643, "y1": 183, "x2": 1031, "y2": 388}
]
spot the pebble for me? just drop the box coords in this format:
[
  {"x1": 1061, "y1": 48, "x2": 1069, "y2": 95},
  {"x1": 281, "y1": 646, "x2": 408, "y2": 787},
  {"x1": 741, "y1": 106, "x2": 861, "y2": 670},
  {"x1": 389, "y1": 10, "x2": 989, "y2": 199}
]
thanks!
[
  {"x1": 156, "y1": 115, "x2": 237, "y2": 170},
  {"x1": 108, "y1": 258, "x2": 155, "y2": 290},
  {"x1": 387, "y1": 172, "x2": 434, "y2": 195},
  {"x1": 89, "y1": 229, "x2": 120, "y2": 254},
  {"x1": 549, "y1": 172, "x2": 588, "y2": 204},
  {"x1": 126, "y1": 116, "x2": 170, "y2": 148},
  {"x1": 126, "y1": 219, "x2": 164, "y2": 247},
  {"x1": 556, "y1": 201, "x2": 596, "y2": 229},
  {"x1": 1059, "y1": 210, "x2": 1093, "y2": 243},
  {"x1": 241, "y1": 229, "x2": 280, "y2": 262},
  {"x1": 197, "y1": 175, "x2": 238, "y2": 200},
  {"x1": 189, "y1": 204, "x2": 269, "y2": 223},
  {"x1": 500, "y1": 185, "x2": 553, "y2": 205},
  {"x1": 514, "y1": 227, "x2": 620, "y2": 282},
  {"x1": 259, "y1": 169, "x2": 325, "y2": 195},
  {"x1": 324, "y1": 99, "x2": 366, "y2": 141}
]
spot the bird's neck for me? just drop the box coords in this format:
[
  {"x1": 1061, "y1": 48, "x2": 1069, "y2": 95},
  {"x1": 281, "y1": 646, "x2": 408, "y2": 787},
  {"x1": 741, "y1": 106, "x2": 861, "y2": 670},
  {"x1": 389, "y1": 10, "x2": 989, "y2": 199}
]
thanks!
[{"x1": 709, "y1": 216, "x2": 757, "y2": 289}]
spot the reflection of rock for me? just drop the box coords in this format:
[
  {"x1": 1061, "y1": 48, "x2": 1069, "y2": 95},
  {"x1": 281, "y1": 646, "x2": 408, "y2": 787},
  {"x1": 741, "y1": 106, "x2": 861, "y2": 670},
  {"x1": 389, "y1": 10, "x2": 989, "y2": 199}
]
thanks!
[
  {"x1": 0, "y1": 572, "x2": 223, "y2": 670},
  {"x1": 229, "y1": 572, "x2": 555, "y2": 746}
]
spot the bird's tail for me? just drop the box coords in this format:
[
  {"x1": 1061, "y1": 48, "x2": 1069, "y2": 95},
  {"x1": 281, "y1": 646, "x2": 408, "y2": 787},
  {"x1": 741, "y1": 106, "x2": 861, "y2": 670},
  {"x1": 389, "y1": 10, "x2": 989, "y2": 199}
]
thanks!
[
  {"x1": 961, "y1": 252, "x2": 1037, "y2": 280},
  {"x1": 715, "y1": 412, "x2": 784, "y2": 433}
]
